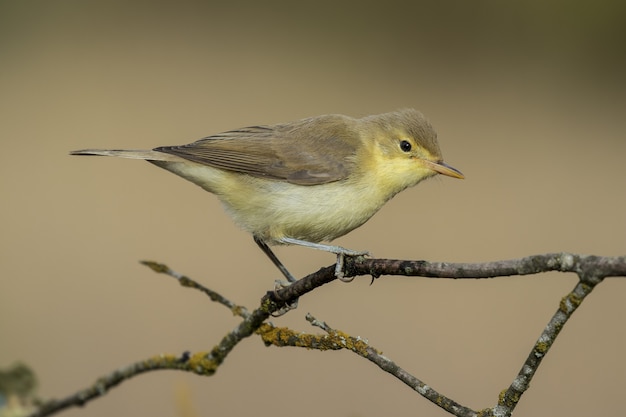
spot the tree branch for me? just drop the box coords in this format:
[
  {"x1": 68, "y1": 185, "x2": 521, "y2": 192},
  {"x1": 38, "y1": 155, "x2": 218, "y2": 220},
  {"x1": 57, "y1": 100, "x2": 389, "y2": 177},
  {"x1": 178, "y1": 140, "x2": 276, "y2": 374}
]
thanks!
[
  {"x1": 344, "y1": 253, "x2": 625, "y2": 281},
  {"x1": 259, "y1": 314, "x2": 478, "y2": 417},
  {"x1": 25, "y1": 253, "x2": 625, "y2": 417},
  {"x1": 28, "y1": 262, "x2": 332, "y2": 417}
]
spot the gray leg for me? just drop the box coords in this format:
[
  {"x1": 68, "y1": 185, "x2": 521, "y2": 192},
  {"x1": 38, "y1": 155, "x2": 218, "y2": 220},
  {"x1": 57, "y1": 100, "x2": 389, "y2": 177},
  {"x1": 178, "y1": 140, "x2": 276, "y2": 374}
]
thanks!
[
  {"x1": 278, "y1": 237, "x2": 370, "y2": 282},
  {"x1": 254, "y1": 236, "x2": 298, "y2": 316},
  {"x1": 254, "y1": 236, "x2": 297, "y2": 283}
]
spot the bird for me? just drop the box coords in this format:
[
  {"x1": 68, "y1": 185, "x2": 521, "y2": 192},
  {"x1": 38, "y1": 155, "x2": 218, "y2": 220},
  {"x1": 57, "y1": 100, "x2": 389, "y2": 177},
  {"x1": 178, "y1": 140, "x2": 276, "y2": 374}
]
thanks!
[{"x1": 71, "y1": 108, "x2": 463, "y2": 284}]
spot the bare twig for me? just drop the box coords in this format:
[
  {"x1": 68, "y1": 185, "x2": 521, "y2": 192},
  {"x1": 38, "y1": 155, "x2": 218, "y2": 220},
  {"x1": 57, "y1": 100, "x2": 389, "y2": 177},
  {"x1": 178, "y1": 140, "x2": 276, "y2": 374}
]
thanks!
[
  {"x1": 28, "y1": 263, "x2": 333, "y2": 417},
  {"x1": 490, "y1": 269, "x2": 607, "y2": 417},
  {"x1": 261, "y1": 253, "x2": 626, "y2": 417},
  {"x1": 140, "y1": 260, "x2": 250, "y2": 318},
  {"x1": 260, "y1": 314, "x2": 477, "y2": 417},
  {"x1": 27, "y1": 253, "x2": 625, "y2": 417},
  {"x1": 345, "y1": 253, "x2": 625, "y2": 281}
]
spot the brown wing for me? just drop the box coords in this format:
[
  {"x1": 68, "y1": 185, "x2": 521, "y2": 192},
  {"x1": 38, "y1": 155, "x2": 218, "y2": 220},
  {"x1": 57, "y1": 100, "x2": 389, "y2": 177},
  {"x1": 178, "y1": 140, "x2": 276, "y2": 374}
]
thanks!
[{"x1": 154, "y1": 115, "x2": 360, "y2": 185}]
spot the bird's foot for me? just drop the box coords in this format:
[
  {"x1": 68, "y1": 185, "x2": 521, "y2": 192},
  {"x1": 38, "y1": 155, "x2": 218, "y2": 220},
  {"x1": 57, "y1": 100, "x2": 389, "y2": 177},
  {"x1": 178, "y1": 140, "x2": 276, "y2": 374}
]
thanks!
[
  {"x1": 271, "y1": 279, "x2": 299, "y2": 317},
  {"x1": 333, "y1": 248, "x2": 370, "y2": 282},
  {"x1": 277, "y1": 237, "x2": 370, "y2": 283}
]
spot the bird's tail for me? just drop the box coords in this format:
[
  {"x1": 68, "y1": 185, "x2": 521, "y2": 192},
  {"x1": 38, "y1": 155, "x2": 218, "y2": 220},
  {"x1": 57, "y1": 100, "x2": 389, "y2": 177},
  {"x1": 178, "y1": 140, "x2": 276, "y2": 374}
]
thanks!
[{"x1": 70, "y1": 149, "x2": 175, "y2": 161}]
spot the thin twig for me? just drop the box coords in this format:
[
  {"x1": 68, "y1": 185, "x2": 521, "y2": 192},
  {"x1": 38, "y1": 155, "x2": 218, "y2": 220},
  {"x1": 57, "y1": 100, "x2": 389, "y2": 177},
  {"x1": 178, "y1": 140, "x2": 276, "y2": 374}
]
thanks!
[
  {"x1": 491, "y1": 269, "x2": 606, "y2": 417},
  {"x1": 345, "y1": 253, "x2": 626, "y2": 280},
  {"x1": 260, "y1": 314, "x2": 477, "y2": 417},
  {"x1": 141, "y1": 260, "x2": 250, "y2": 318},
  {"x1": 28, "y1": 263, "x2": 333, "y2": 417},
  {"x1": 263, "y1": 253, "x2": 626, "y2": 417},
  {"x1": 27, "y1": 253, "x2": 626, "y2": 417}
]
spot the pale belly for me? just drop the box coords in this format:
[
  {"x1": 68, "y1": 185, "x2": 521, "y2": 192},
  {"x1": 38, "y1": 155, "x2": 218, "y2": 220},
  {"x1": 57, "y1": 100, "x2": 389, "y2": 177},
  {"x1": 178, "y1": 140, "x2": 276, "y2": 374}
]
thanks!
[
  {"x1": 221, "y1": 175, "x2": 389, "y2": 243},
  {"x1": 152, "y1": 159, "x2": 392, "y2": 244}
]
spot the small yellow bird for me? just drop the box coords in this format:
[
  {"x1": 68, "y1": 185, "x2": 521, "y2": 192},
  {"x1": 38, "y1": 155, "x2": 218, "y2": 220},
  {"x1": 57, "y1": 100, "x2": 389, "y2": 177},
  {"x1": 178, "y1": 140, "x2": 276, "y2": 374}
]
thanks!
[{"x1": 71, "y1": 109, "x2": 463, "y2": 283}]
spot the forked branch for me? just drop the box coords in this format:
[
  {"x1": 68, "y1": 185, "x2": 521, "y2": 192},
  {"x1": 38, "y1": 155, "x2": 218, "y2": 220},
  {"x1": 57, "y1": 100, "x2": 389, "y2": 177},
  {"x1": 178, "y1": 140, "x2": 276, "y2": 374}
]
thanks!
[{"x1": 25, "y1": 253, "x2": 625, "y2": 417}]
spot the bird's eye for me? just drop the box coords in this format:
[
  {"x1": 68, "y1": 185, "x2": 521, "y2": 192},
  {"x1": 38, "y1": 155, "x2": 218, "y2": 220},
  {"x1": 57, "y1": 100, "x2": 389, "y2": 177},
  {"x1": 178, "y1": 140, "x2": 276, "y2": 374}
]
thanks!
[{"x1": 399, "y1": 140, "x2": 412, "y2": 152}]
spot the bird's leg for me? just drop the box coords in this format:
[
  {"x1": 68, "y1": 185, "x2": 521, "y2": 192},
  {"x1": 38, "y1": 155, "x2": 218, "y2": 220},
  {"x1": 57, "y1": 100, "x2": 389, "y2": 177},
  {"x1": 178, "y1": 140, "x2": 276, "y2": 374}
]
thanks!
[
  {"x1": 277, "y1": 237, "x2": 370, "y2": 283},
  {"x1": 254, "y1": 236, "x2": 297, "y2": 283},
  {"x1": 254, "y1": 236, "x2": 298, "y2": 316}
]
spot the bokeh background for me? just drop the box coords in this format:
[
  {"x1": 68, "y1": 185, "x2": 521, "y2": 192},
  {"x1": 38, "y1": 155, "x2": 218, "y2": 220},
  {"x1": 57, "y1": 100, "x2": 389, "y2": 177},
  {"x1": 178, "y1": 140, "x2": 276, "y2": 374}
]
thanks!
[{"x1": 1, "y1": 1, "x2": 625, "y2": 416}]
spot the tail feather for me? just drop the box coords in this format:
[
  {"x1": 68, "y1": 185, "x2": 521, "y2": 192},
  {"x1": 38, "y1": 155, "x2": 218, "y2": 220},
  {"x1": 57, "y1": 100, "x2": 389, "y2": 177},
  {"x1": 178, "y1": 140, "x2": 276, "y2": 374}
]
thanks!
[{"x1": 70, "y1": 149, "x2": 174, "y2": 161}]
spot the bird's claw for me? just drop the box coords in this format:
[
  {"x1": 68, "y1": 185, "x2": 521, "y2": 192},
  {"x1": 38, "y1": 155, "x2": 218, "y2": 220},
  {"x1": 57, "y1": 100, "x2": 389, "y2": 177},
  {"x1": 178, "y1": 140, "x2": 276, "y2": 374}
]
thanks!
[
  {"x1": 272, "y1": 279, "x2": 299, "y2": 316},
  {"x1": 334, "y1": 249, "x2": 370, "y2": 282}
]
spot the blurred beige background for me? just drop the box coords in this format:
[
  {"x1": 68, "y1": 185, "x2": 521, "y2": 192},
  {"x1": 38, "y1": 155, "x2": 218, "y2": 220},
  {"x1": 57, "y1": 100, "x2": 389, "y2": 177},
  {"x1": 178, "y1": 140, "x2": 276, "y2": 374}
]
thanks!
[{"x1": 1, "y1": 1, "x2": 625, "y2": 416}]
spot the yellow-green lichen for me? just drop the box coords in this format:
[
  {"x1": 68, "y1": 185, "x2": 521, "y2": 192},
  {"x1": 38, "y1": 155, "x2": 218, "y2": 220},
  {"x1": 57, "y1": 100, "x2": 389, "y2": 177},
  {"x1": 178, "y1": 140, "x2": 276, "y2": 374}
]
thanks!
[
  {"x1": 559, "y1": 292, "x2": 583, "y2": 313},
  {"x1": 146, "y1": 353, "x2": 179, "y2": 367},
  {"x1": 497, "y1": 388, "x2": 521, "y2": 408},
  {"x1": 498, "y1": 388, "x2": 507, "y2": 404},
  {"x1": 257, "y1": 324, "x2": 377, "y2": 355},
  {"x1": 535, "y1": 341, "x2": 550, "y2": 354},
  {"x1": 187, "y1": 352, "x2": 218, "y2": 375}
]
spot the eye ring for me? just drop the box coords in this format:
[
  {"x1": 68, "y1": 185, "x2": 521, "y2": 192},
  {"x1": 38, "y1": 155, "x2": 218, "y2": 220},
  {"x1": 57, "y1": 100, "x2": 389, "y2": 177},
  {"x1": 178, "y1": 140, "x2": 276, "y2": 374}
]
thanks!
[{"x1": 399, "y1": 140, "x2": 412, "y2": 152}]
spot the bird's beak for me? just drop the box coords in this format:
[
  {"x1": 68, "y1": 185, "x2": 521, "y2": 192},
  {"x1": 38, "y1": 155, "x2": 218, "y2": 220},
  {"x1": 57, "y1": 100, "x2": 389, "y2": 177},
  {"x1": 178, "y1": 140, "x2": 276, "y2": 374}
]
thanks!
[{"x1": 424, "y1": 160, "x2": 465, "y2": 179}]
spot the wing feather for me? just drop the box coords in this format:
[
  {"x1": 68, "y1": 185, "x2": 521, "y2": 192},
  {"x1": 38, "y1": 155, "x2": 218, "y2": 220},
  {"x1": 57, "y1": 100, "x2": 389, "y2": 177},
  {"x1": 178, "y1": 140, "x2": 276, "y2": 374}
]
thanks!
[{"x1": 154, "y1": 116, "x2": 360, "y2": 185}]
